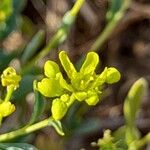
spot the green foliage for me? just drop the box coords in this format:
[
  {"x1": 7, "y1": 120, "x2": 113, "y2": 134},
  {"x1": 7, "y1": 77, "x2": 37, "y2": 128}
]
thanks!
[
  {"x1": 28, "y1": 81, "x2": 45, "y2": 126},
  {"x1": 0, "y1": 0, "x2": 13, "y2": 23},
  {"x1": 0, "y1": 0, "x2": 26, "y2": 40},
  {"x1": 0, "y1": 143, "x2": 37, "y2": 150},
  {"x1": 124, "y1": 78, "x2": 148, "y2": 148},
  {"x1": 21, "y1": 30, "x2": 45, "y2": 64},
  {"x1": 95, "y1": 78, "x2": 149, "y2": 150},
  {"x1": 107, "y1": 0, "x2": 123, "y2": 21},
  {"x1": 38, "y1": 51, "x2": 121, "y2": 120}
]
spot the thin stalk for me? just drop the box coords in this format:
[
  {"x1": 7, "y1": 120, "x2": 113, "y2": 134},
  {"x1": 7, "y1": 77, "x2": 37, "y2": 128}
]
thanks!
[
  {"x1": 90, "y1": 0, "x2": 131, "y2": 51},
  {"x1": 70, "y1": 0, "x2": 85, "y2": 17},
  {"x1": 4, "y1": 86, "x2": 14, "y2": 102},
  {"x1": 0, "y1": 118, "x2": 50, "y2": 142},
  {"x1": 137, "y1": 133, "x2": 150, "y2": 149}
]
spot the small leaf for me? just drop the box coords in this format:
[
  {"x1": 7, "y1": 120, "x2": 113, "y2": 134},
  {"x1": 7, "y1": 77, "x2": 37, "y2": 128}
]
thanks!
[
  {"x1": 0, "y1": 143, "x2": 37, "y2": 150},
  {"x1": 44, "y1": 60, "x2": 60, "y2": 78},
  {"x1": 21, "y1": 30, "x2": 45, "y2": 64},
  {"x1": 28, "y1": 81, "x2": 45, "y2": 125},
  {"x1": 124, "y1": 78, "x2": 148, "y2": 127},
  {"x1": 123, "y1": 78, "x2": 148, "y2": 144},
  {"x1": 0, "y1": 50, "x2": 18, "y2": 71},
  {"x1": 80, "y1": 52, "x2": 99, "y2": 75},
  {"x1": 51, "y1": 99, "x2": 68, "y2": 120},
  {"x1": 59, "y1": 51, "x2": 77, "y2": 79},
  {"x1": 49, "y1": 118, "x2": 65, "y2": 136}
]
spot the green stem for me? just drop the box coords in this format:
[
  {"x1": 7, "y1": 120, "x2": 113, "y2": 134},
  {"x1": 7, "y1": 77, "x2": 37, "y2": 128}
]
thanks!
[
  {"x1": 21, "y1": 29, "x2": 65, "y2": 74},
  {"x1": 4, "y1": 86, "x2": 14, "y2": 102},
  {"x1": 90, "y1": 0, "x2": 131, "y2": 51},
  {"x1": 21, "y1": 0, "x2": 85, "y2": 75},
  {"x1": 137, "y1": 133, "x2": 150, "y2": 149},
  {"x1": 0, "y1": 118, "x2": 50, "y2": 142},
  {"x1": 70, "y1": 0, "x2": 85, "y2": 17}
]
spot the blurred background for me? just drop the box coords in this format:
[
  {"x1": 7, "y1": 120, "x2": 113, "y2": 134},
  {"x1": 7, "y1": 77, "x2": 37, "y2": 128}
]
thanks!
[{"x1": 0, "y1": 0, "x2": 150, "y2": 149}]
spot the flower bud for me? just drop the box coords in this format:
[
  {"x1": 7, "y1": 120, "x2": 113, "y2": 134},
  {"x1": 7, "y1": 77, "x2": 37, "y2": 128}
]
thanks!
[
  {"x1": 51, "y1": 99, "x2": 68, "y2": 120},
  {"x1": 0, "y1": 101, "x2": 15, "y2": 117},
  {"x1": 85, "y1": 94, "x2": 99, "y2": 106},
  {"x1": 106, "y1": 67, "x2": 121, "y2": 84},
  {"x1": 44, "y1": 61, "x2": 60, "y2": 78},
  {"x1": 1, "y1": 67, "x2": 21, "y2": 89}
]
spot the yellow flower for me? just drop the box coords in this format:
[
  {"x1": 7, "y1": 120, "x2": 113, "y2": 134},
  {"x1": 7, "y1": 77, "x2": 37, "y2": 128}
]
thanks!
[
  {"x1": 1, "y1": 67, "x2": 21, "y2": 89},
  {"x1": 0, "y1": 101, "x2": 15, "y2": 119}
]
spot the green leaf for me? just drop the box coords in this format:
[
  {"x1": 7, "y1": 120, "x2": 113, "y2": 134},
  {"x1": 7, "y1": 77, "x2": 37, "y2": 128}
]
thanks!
[
  {"x1": 28, "y1": 81, "x2": 45, "y2": 125},
  {"x1": 123, "y1": 78, "x2": 148, "y2": 144},
  {"x1": 0, "y1": 143, "x2": 37, "y2": 150},
  {"x1": 0, "y1": 50, "x2": 18, "y2": 71},
  {"x1": 21, "y1": 30, "x2": 45, "y2": 64},
  {"x1": 0, "y1": 13, "x2": 20, "y2": 41},
  {"x1": 124, "y1": 78, "x2": 148, "y2": 127},
  {"x1": 0, "y1": 0, "x2": 13, "y2": 23},
  {"x1": 49, "y1": 118, "x2": 65, "y2": 136},
  {"x1": 44, "y1": 60, "x2": 60, "y2": 78},
  {"x1": 80, "y1": 52, "x2": 99, "y2": 75},
  {"x1": 0, "y1": 0, "x2": 26, "y2": 41},
  {"x1": 13, "y1": 0, "x2": 27, "y2": 13},
  {"x1": 59, "y1": 51, "x2": 77, "y2": 79}
]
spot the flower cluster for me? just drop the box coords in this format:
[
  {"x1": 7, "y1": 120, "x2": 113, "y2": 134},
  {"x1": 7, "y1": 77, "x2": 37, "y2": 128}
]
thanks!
[
  {"x1": 1, "y1": 67, "x2": 21, "y2": 89},
  {"x1": 0, "y1": 67, "x2": 21, "y2": 123},
  {"x1": 38, "y1": 51, "x2": 121, "y2": 120}
]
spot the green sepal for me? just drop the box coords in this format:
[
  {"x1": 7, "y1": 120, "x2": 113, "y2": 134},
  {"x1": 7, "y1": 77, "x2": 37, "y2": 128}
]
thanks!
[
  {"x1": 48, "y1": 118, "x2": 65, "y2": 136},
  {"x1": 44, "y1": 60, "x2": 60, "y2": 78},
  {"x1": 59, "y1": 51, "x2": 77, "y2": 79},
  {"x1": 80, "y1": 52, "x2": 99, "y2": 75},
  {"x1": 37, "y1": 78, "x2": 64, "y2": 98},
  {"x1": 106, "y1": 67, "x2": 121, "y2": 84},
  {"x1": 51, "y1": 99, "x2": 68, "y2": 120}
]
